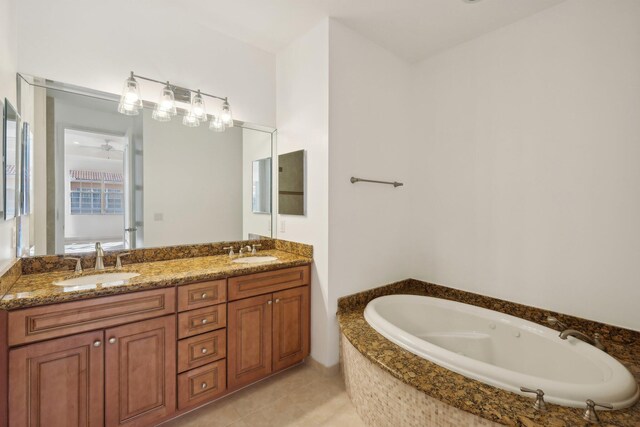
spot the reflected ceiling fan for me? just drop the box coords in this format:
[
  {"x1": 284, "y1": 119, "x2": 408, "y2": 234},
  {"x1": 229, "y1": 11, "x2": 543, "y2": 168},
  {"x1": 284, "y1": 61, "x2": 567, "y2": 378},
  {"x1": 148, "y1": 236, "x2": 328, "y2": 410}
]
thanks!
[{"x1": 74, "y1": 139, "x2": 124, "y2": 159}]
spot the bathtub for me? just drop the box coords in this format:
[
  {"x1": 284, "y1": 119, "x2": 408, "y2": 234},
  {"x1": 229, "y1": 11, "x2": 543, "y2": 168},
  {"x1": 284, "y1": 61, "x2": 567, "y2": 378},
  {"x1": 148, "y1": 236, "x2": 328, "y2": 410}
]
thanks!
[{"x1": 364, "y1": 294, "x2": 639, "y2": 409}]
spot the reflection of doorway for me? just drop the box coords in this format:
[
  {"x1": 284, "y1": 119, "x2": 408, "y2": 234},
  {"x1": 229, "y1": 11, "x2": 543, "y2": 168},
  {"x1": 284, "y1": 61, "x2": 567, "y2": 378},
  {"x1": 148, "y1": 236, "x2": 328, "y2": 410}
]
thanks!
[{"x1": 62, "y1": 129, "x2": 128, "y2": 253}]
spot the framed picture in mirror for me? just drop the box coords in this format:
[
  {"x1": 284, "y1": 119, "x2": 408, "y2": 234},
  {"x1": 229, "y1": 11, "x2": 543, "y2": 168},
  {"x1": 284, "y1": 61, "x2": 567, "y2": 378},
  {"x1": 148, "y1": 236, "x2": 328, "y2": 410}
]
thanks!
[{"x1": 3, "y1": 99, "x2": 19, "y2": 220}]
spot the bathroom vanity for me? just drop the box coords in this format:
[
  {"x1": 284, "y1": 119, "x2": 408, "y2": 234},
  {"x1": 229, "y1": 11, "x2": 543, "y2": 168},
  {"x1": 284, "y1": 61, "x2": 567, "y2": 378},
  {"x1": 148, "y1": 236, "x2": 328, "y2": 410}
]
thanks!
[{"x1": 0, "y1": 246, "x2": 311, "y2": 427}]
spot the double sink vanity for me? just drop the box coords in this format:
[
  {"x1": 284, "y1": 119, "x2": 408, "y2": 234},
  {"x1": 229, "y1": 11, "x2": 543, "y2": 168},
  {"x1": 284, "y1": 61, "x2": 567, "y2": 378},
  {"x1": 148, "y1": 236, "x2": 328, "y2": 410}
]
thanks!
[{"x1": 0, "y1": 239, "x2": 312, "y2": 427}]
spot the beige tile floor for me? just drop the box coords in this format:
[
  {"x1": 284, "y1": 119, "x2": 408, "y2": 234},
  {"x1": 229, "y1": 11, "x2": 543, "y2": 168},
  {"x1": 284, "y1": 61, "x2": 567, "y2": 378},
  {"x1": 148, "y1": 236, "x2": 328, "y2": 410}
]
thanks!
[{"x1": 161, "y1": 363, "x2": 366, "y2": 427}]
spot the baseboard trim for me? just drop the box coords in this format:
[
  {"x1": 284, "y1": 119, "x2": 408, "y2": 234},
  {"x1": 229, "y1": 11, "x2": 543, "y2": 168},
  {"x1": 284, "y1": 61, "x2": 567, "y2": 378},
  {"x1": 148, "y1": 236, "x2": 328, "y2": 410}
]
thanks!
[{"x1": 306, "y1": 356, "x2": 340, "y2": 377}]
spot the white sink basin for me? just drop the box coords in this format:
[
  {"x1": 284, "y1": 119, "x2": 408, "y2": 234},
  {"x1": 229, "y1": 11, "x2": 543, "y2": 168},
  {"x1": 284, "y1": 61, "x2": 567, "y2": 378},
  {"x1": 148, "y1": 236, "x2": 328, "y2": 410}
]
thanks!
[
  {"x1": 53, "y1": 272, "x2": 140, "y2": 287},
  {"x1": 232, "y1": 256, "x2": 278, "y2": 264}
]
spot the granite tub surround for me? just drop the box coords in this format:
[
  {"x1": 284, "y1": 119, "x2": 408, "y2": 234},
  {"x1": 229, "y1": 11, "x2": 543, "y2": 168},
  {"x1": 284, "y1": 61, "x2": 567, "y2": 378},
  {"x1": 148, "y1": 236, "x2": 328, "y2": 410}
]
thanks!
[
  {"x1": 0, "y1": 248, "x2": 311, "y2": 310},
  {"x1": 337, "y1": 279, "x2": 640, "y2": 427}
]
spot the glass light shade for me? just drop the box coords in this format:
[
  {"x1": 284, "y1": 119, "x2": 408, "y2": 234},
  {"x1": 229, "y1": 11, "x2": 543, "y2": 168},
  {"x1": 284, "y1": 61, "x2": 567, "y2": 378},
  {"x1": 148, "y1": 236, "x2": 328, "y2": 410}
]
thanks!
[
  {"x1": 151, "y1": 108, "x2": 172, "y2": 122},
  {"x1": 151, "y1": 83, "x2": 177, "y2": 121},
  {"x1": 191, "y1": 90, "x2": 207, "y2": 122},
  {"x1": 209, "y1": 115, "x2": 225, "y2": 132},
  {"x1": 182, "y1": 111, "x2": 200, "y2": 127},
  {"x1": 220, "y1": 100, "x2": 233, "y2": 127},
  {"x1": 118, "y1": 74, "x2": 143, "y2": 115}
]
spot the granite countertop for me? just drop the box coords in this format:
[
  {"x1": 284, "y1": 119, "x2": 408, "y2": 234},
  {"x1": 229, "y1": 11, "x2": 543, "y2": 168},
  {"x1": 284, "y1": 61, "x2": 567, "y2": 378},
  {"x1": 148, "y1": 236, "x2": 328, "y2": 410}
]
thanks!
[
  {"x1": 337, "y1": 280, "x2": 640, "y2": 427},
  {"x1": 0, "y1": 249, "x2": 311, "y2": 310}
]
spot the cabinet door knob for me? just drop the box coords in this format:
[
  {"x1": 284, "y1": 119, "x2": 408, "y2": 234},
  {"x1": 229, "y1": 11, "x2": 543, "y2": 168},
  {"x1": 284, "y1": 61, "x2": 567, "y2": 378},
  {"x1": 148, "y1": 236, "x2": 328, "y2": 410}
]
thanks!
[
  {"x1": 108, "y1": 337, "x2": 117, "y2": 344},
  {"x1": 267, "y1": 300, "x2": 272, "y2": 305},
  {"x1": 201, "y1": 382, "x2": 208, "y2": 389},
  {"x1": 93, "y1": 340, "x2": 102, "y2": 347},
  {"x1": 275, "y1": 299, "x2": 280, "y2": 303},
  {"x1": 201, "y1": 318, "x2": 208, "y2": 324},
  {"x1": 201, "y1": 348, "x2": 208, "y2": 354}
]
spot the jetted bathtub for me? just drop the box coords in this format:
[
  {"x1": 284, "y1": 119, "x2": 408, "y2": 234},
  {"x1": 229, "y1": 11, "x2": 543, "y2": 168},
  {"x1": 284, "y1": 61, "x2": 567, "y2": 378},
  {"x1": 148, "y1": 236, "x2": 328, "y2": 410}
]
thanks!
[{"x1": 364, "y1": 294, "x2": 639, "y2": 409}]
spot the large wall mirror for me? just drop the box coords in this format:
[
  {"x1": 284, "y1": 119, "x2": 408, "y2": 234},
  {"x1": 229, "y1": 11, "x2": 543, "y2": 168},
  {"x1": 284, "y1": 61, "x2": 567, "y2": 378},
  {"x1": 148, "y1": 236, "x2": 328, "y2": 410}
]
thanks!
[
  {"x1": 3, "y1": 99, "x2": 19, "y2": 220},
  {"x1": 17, "y1": 74, "x2": 275, "y2": 256}
]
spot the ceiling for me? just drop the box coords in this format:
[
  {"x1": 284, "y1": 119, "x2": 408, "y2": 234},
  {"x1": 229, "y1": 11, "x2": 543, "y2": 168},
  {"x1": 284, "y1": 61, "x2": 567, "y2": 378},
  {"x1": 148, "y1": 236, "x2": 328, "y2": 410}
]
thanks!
[{"x1": 181, "y1": 0, "x2": 566, "y2": 62}]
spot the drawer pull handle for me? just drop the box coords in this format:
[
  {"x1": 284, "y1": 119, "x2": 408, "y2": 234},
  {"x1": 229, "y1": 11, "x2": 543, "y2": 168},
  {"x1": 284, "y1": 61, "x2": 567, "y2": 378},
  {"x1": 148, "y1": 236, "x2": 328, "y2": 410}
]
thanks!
[
  {"x1": 201, "y1": 347, "x2": 208, "y2": 354},
  {"x1": 93, "y1": 340, "x2": 102, "y2": 347},
  {"x1": 201, "y1": 382, "x2": 208, "y2": 389},
  {"x1": 108, "y1": 337, "x2": 116, "y2": 344},
  {"x1": 201, "y1": 318, "x2": 208, "y2": 325},
  {"x1": 201, "y1": 293, "x2": 208, "y2": 299}
]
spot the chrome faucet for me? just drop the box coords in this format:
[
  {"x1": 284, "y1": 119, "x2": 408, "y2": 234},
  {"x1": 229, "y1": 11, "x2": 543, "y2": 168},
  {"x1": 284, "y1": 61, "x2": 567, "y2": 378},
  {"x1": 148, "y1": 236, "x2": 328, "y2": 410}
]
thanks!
[
  {"x1": 559, "y1": 329, "x2": 606, "y2": 351},
  {"x1": 238, "y1": 245, "x2": 252, "y2": 256},
  {"x1": 94, "y1": 242, "x2": 105, "y2": 271}
]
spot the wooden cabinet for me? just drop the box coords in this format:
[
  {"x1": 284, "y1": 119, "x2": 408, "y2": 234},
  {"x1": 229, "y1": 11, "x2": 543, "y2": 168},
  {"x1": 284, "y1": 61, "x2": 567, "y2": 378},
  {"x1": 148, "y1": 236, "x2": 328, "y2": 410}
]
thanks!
[
  {"x1": 8, "y1": 331, "x2": 105, "y2": 427},
  {"x1": 4, "y1": 263, "x2": 311, "y2": 427},
  {"x1": 227, "y1": 294, "x2": 273, "y2": 390},
  {"x1": 105, "y1": 315, "x2": 176, "y2": 427},
  {"x1": 228, "y1": 282, "x2": 310, "y2": 390},
  {"x1": 273, "y1": 286, "x2": 310, "y2": 372}
]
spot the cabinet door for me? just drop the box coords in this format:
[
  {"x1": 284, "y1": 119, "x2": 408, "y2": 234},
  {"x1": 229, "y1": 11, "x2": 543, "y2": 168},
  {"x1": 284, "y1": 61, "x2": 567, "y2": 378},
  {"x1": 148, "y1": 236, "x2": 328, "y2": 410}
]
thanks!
[
  {"x1": 273, "y1": 286, "x2": 310, "y2": 372},
  {"x1": 105, "y1": 315, "x2": 176, "y2": 427},
  {"x1": 8, "y1": 331, "x2": 104, "y2": 427},
  {"x1": 227, "y1": 294, "x2": 273, "y2": 390}
]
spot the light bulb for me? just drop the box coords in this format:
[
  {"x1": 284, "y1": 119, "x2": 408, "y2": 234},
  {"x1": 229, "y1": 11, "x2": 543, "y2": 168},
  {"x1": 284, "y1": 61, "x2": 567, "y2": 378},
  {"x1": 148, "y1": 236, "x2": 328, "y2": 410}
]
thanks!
[
  {"x1": 220, "y1": 100, "x2": 233, "y2": 127},
  {"x1": 191, "y1": 90, "x2": 207, "y2": 122},
  {"x1": 118, "y1": 72, "x2": 143, "y2": 116},
  {"x1": 152, "y1": 82, "x2": 177, "y2": 121}
]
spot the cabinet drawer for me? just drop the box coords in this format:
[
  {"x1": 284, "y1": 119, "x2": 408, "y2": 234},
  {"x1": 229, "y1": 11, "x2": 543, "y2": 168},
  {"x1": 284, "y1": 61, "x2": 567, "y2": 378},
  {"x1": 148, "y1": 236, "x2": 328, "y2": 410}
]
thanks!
[
  {"x1": 228, "y1": 265, "x2": 310, "y2": 301},
  {"x1": 178, "y1": 329, "x2": 226, "y2": 373},
  {"x1": 178, "y1": 280, "x2": 226, "y2": 312},
  {"x1": 8, "y1": 288, "x2": 176, "y2": 346},
  {"x1": 177, "y1": 360, "x2": 226, "y2": 410},
  {"x1": 178, "y1": 304, "x2": 226, "y2": 339}
]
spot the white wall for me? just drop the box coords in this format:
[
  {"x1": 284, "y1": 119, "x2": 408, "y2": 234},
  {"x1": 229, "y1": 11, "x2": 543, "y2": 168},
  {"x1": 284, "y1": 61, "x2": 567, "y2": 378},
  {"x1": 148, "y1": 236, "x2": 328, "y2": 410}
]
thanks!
[
  {"x1": 277, "y1": 19, "x2": 415, "y2": 367},
  {"x1": 410, "y1": 0, "x2": 640, "y2": 331},
  {"x1": 326, "y1": 21, "x2": 414, "y2": 365},
  {"x1": 276, "y1": 19, "x2": 331, "y2": 366},
  {"x1": 143, "y1": 110, "x2": 243, "y2": 247},
  {"x1": 0, "y1": 0, "x2": 17, "y2": 272},
  {"x1": 15, "y1": 0, "x2": 276, "y2": 127},
  {"x1": 242, "y1": 128, "x2": 272, "y2": 239}
]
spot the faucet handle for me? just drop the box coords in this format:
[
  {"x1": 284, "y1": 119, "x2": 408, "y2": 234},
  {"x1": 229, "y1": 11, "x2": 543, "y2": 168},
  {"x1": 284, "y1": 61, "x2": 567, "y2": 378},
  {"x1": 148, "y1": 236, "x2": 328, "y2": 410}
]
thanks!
[
  {"x1": 583, "y1": 399, "x2": 613, "y2": 423},
  {"x1": 115, "y1": 253, "x2": 131, "y2": 270},
  {"x1": 520, "y1": 387, "x2": 547, "y2": 411},
  {"x1": 223, "y1": 246, "x2": 235, "y2": 257},
  {"x1": 64, "y1": 257, "x2": 83, "y2": 274},
  {"x1": 547, "y1": 316, "x2": 569, "y2": 330},
  {"x1": 251, "y1": 244, "x2": 261, "y2": 255}
]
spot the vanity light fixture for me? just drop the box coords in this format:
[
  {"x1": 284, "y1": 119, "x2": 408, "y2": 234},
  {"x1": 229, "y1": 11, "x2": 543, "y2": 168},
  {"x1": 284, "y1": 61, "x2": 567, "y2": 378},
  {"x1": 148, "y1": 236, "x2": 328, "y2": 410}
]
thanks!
[
  {"x1": 182, "y1": 110, "x2": 200, "y2": 127},
  {"x1": 220, "y1": 99, "x2": 233, "y2": 127},
  {"x1": 151, "y1": 82, "x2": 177, "y2": 121},
  {"x1": 209, "y1": 115, "x2": 225, "y2": 132},
  {"x1": 117, "y1": 71, "x2": 232, "y2": 131},
  {"x1": 117, "y1": 72, "x2": 143, "y2": 115},
  {"x1": 191, "y1": 90, "x2": 208, "y2": 122}
]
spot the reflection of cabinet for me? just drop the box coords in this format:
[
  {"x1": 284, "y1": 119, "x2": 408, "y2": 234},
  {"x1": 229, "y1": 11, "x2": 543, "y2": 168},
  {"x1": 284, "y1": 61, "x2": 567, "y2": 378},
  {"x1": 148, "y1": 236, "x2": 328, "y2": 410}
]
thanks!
[
  {"x1": 8, "y1": 331, "x2": 105, "y2": 427},
  {"x1": 105, "y1": 316, "x2": 176, "y2": 427},
  {"x1": 228, "y1": 276, "x2": 310, "y2": 391}
]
